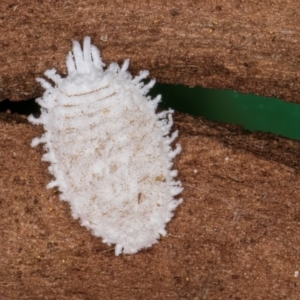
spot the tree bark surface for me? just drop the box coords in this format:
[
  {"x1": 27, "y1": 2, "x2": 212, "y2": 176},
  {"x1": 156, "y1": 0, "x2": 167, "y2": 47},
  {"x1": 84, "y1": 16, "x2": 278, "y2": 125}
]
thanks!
[{"x1": 0, "y1": 0, "x2": 300, "y2": 102}]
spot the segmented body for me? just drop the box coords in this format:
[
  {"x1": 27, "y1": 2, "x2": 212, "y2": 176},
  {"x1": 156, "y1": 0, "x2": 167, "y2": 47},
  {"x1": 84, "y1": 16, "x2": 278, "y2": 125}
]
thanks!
[{"x1": 29, "y1": 37, "x2": 183, "y2": 255}]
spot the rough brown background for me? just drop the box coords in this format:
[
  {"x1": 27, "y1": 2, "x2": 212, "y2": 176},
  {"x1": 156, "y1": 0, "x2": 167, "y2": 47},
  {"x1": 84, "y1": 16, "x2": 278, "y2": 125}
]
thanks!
[
  {"x1": 0, "y1": 0, "x2": 300, "y2": 103},
  {"x1": 1, "y1": 1, "x2": 300, "y2": 299},
  {"x1": 1, "y1": 111, "x2": 300, "y2": 299}
]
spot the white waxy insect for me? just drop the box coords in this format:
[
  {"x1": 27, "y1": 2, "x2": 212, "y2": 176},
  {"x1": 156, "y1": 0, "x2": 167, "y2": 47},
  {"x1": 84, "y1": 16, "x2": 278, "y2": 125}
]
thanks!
[{"x1": 28, "y1": 37, "x2": 183, "y2": 255}]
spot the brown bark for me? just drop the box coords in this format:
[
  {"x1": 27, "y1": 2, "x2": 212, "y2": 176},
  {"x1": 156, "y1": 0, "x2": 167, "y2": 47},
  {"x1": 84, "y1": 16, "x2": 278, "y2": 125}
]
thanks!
[
  {"x1": 0, "y1": 0, "x2": 300, "y2": 103},
  {"x1": 1, "y1": 111, "x2": 300, "y2": 298}
]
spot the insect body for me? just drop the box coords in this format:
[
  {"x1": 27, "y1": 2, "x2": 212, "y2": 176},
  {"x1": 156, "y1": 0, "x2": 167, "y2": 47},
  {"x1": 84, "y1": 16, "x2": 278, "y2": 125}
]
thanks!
[{"x1": 29, "y1": 37, "x2": 183, "y2": 255}]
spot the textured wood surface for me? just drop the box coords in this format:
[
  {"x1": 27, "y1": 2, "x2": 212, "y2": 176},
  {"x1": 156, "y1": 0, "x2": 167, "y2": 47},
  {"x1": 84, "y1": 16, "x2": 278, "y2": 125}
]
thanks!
[{"x1": 0, "y1": 0, "x2": 300, "y2": 102}]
